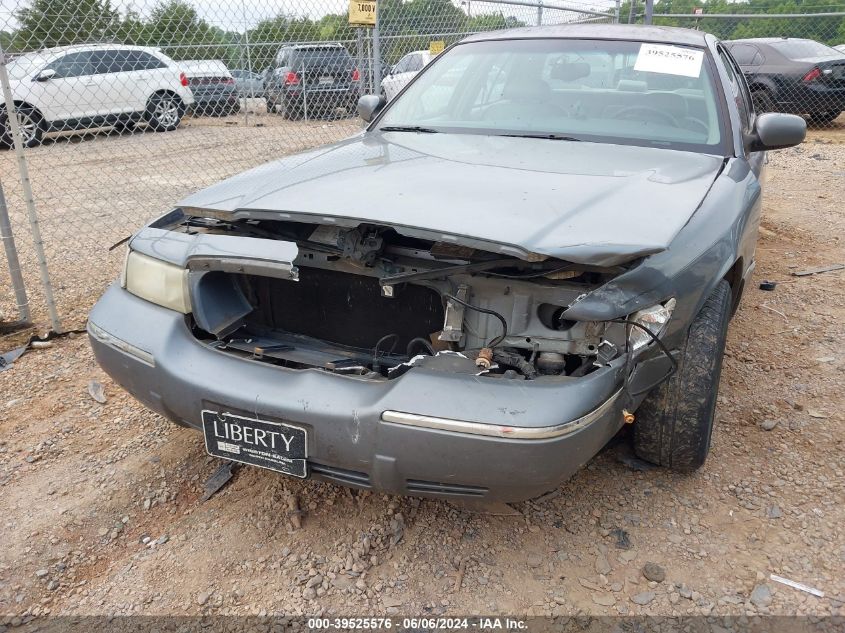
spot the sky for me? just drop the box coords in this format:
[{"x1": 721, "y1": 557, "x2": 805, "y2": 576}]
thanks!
[{"x1": 0, "y1": 0, "x2": 618, "y2": 32}]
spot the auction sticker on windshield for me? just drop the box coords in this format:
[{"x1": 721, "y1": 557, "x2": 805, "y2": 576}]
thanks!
[
  {"x1": 634, "y1": 43, "x2": 704, "y2": 78},
  {"x1": 202, "y1": 410, "x2": 308, "y2": 478}
]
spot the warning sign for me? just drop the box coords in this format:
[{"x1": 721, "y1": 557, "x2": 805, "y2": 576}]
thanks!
[{"x1": 349, "y1": 0, "x2": 377, "y2": 27}]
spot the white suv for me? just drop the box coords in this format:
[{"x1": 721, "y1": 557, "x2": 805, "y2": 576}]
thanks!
[{"x1": 1, "y1": 44, "x2": 195, "y2": 147}]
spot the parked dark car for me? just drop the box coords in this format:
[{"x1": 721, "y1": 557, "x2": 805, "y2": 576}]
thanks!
[
  {"x1": 89, "y1": 25, "x2": 805, "y2": 502},
  {"x1": 265, "y1": 44, "x2": 358, "y2": 119},
  {"x1": 724, "y1": 37, "x2": 845, "y2": 124},
  {"x1": 181, "y1": 60, "x2": 240, "y2": 117}
]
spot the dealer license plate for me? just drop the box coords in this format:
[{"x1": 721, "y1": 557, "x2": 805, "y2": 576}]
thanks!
[
  {"x1": 319, "y1": 75, "x2": 335, "y2": 85},
  {"x1": 202, "y1": 410, "x2": 307, "y2": 478}
]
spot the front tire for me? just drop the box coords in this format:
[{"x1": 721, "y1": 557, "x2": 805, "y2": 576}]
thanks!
[
  {"x1": 0, "y1": 105, "x2": 44, "y2": 148},
  {"x1": 145, "y1": 93, "x2": 184, "y2": 131},
  {"x1": 279, "y1": 97, "x2": 302, "y2": 120},
  {"x1": 633, "y1": 280, "x2": 732, "y2": 472},
  {"x1": 750, "y1": 89, "x2": 775, "y2": 115}
]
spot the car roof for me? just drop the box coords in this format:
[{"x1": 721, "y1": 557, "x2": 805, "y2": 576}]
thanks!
[
  {"x1": 726, "y1": 37, "x2": 812, "y2": 45},
  {"x1": 284, "y1": 43, "x2": 346, "y2": 50},
  {"x1": 31, "y1": 43, "x2": 164, "y2": 55},
  {"x1": 461, "y1": 24, "x2": 711, "y2": 47}
]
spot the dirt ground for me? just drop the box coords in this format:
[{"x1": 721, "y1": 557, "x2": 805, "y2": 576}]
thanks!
[{"x1": 0, "y1": 115, "x2": 844, "y2": 625}]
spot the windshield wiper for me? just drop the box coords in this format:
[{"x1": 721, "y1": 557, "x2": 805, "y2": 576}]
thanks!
[
  {"x1": 379, "y1": 125, "x2": 440, "y2": 133},
  {"x1": 500, "y1": 133, "x2": 582, "y2": 141}
]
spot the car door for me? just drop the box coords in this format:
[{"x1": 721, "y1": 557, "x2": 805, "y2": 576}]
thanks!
[
  {"x1": 29, "y1": 51, "x2": 98, "y2": 122},
  {"x1": 719, "y1": 45, "x2": 764, "y2": 176},
  {"x1": 77, "y1": 50, "x2": 119, "y2": 120},
  {"x1": 718, "y1": 44, "x2": 765, "y2": 284},
  {"x1": 124, "y1": 51, "x2": 169, "y2": 114},
  {"x1": 382, "y1": 54, "x2": 414, "y2": 100},
  {"x1": 90, "y1": 49, "x2": 133, "y2": 115}
]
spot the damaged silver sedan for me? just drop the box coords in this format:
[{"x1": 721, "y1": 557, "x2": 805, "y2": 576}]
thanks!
[{"x1": 88, "y1": 25, "x2": 805, "y2": 501}]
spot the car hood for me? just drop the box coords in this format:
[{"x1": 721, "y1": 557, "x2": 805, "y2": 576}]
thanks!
[{"x1": 178, "y1": 132, "x2": 725, "y2": 266}]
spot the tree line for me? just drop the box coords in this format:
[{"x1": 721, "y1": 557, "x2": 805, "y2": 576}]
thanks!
[
  {"x1": 5, "y1": 0, "x2": 845, "y2": 72},
  {"x1": 6, "y1": 0, "x2": 525, "y2": 69},
  {"x1": 627, "y1": 0, "x2": 845, "y2": 43}
]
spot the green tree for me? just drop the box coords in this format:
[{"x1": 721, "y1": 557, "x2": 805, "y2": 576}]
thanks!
[
  {"x1": 247, "y1": 15, "x2": 321, "y2": 72},
  {"x1": 648, "y1": 0, "x2": 845, "y2": 44},
  {"x1": 316, "y1": 14, "x2": 357, "y2": 43},
  {"x1": 466, "y1": 12, "x2": 525, "y2": 32},
  {"x1": 142, "y1": 0, "x2": 232, "y2": 61},
  {"x1": 13, "y1": 0, "x2": 120, "y2": 50}
]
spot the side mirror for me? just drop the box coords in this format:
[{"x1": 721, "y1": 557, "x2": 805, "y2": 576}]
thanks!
[
  {"x1": 358, "y1": 94, "x2": 386, "y2": 122},
  {"x1": 35, "y1": 68, "x2": 56, "y2": 82},
  {"x1": 748, "y1": 112, "x2": 806, "y2": 151}
]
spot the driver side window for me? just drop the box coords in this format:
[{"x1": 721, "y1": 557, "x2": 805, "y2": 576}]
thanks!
[
  {"x1": 718, "y1": 46, "x2": 753, "y2": 132},
  {"x1": 45, "y1": 51, "x2": 95, "y2": 79},
  {"x1": 406, "y1": 54, "x2": 423, "y2": 73},
  {"x1": 392, "y1": 55, "x2": 412, "y2": 74}
]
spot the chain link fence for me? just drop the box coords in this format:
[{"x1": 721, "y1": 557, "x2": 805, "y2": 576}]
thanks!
[
  {"x1": 0, "y1": 0, "x2": 842, "y2": 332},
  {"x1": 652, "y1": 9, "x2": 845, "y2": 122}
]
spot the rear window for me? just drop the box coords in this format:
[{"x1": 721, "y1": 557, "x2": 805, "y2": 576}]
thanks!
[
  {"x1": 290, "y1": 47, "x2": 352, "y2": 67},
  {"x1": 770, "y1": 40, "x2": 843, "y2": 61}
]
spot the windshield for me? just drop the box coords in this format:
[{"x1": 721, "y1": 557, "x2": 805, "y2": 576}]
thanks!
[
  {"x1": 6, "y1": 52, "x2": 51, "y2": 80},
  {"x1": 770, "y1": 39, "x2": 844, "y2": 61},
  {"x1": 377, "y1": 38, "x2": 724, "y2": 152}
]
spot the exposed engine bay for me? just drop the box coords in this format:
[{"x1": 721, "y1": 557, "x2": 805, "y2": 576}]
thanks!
[{"x1": 159, "y1": 211, "x2": 638, "y2": 381}]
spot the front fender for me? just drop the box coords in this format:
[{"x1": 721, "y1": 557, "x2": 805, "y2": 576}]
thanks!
[{"x1": 565, "y1": 158, "x2": 760, "y2": 347}]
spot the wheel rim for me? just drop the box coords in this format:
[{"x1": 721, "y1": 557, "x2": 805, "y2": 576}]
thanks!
[
  {"x1": 17, "y1": 112, "x2": 38, "y2": 144},
  {"x1": 154, "y1": 97, "x2": 180, "y2": 126}
]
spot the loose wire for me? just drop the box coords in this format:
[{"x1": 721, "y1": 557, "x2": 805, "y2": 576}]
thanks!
[
  {"x1": 445, "y1": 293, "x2": 509, "y2": 348},
  {"x1": 611, "y1": 318, "x2": 678, "y2": 397}
]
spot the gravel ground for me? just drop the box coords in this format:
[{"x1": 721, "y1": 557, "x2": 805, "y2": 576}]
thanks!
[{"x1": 0, "y1": 114, "x2": 843, "y2": 625}]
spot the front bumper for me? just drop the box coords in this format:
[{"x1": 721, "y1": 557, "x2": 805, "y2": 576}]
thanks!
[
  {"x1": 88, "y1": 284, "x2": 631, "y2": 502},
  {"x1": 281, "y1": 87, "x2": 356, "y2": 110},
  {"x1": 777, "y1": 83, "x2": 845, "y2": 113}
]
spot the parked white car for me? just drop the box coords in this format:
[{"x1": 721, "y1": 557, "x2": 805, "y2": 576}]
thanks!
[
  {"x1": 1, "y1": 44, "x2": 195, "y2": 148},
  {"x1": 380, "y1": 50, "x2": 435, "y2": 101},
  {"x1": 835, "y1": 44, "x2": 845, "y2": 54}
]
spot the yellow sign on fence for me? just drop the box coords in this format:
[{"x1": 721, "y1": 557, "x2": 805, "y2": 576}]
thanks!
[
  {"x1": 429, "y1": 40, "x2": 445, "y2": 56},
  {"x1": 349, "y1": 0, "x2": 377, "y2": 27}
]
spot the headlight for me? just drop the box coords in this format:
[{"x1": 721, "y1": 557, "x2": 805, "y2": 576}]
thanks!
[
  {"x1": 628, "y1": 299, "x2": 676, "y2": 352},
  {"x1": 123, "y1": 250, "x2": 192, "y2": 313}
]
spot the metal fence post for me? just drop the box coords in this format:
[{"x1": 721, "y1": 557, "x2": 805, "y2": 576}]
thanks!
[
  {"x1": 615, "y1": 0, "x2": 621, "y2": 23},
  {"x1": 0, "y1": 44, "x2": 62, "y2": 332},
  {"x1": 537, "y1": 0, "x2": 543, "y2": 26},
  {"x1": 241, "y1": 0, "x2": 252, "y2": 126},
  {"x1": 357, "y1": 28, "x2": 365, "y2": 95},
  {"x1": 372, "y1": 3, "x2": 382, "y2": 98},
  {"x1": 644, "y1": 0, "x2": 654, "y2": 24},
  {"x1": 0, "y1": 178, "x2": 30, "y2": 324}
]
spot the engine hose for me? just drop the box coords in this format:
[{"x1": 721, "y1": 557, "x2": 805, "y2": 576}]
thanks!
[
  {"x1": 406, "y1": 337, "x2": 436, "y2": 357},
  {"x1": 492, "y1": 349, "x2": 538, "y2": 379}
]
